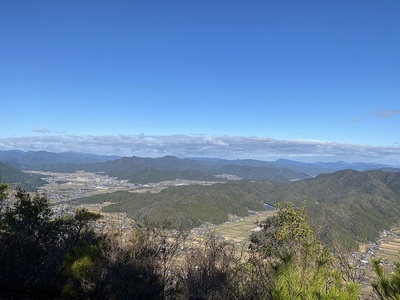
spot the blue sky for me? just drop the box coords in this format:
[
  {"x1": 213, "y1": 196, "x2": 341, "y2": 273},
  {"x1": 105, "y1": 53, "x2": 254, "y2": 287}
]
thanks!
[{"x1": 1, "y1": 1, "x2": 400, "y2": 163}]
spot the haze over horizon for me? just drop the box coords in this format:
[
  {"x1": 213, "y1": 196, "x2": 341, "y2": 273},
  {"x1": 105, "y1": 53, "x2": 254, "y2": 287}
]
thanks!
[{"x1": 1, "y1": 1, "x2": 399, "y2": 164}]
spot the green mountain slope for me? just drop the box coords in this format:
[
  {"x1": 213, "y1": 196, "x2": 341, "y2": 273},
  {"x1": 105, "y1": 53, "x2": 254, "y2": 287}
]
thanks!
[
  {"x1": 66, "y1": 155, "x2": 308, "y2": 183},
  {"x1": 0, "y1": 162, "x2": 47, "y2": 191},
  {"x1": 259, "y1": 169, "x2": 400, "y2": 249},
  {"x1": 78, "y1": 182, "x2": 267, "y2": 228},
  {"x1": 78, "y1": 169, "x2": 400, "y2": 250}
]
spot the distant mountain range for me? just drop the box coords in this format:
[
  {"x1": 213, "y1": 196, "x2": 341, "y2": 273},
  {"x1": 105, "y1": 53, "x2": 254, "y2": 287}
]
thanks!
[
  {"x1": 1, "y1": 150, "x2": 400, "y2": 249},
  {"x1": 80, "y1": 155, "x2": 314, "y2": 183},
  {"x1": 271, "y1": 158, "x2": 391, "y2": 174},
  {"x1": 77, "y1": 169, "x2": 400, "y2": 250},
  {"x1": 0, "y1": 150, "x2": 119, "y2": 169},
  {"x1": 0, "y1": 150, "x2": 395, "y2": 184}
]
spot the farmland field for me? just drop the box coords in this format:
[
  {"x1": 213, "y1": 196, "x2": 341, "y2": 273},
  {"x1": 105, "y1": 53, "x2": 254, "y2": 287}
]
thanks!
[
  {"x1": 211, "y1": 210, "x2": 276, "y2": 243},
  {"x1": 375, "y1": 227, "x2": 400, "y2": 262}
]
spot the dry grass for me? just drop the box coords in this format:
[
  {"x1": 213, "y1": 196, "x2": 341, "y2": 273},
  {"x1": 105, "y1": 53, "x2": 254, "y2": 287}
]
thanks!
[{"x1": 210, "y1": 210, "x2": 276, "y2": 243}]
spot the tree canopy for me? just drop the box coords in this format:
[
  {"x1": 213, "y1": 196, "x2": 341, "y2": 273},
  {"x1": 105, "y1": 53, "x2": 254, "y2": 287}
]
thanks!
[{"x1": 1, "y1": 183, "x2": 399, "y2": 299}]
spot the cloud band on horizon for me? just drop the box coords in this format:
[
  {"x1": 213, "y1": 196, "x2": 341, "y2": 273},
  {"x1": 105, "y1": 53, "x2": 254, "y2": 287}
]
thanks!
[{"x1": 0, "y1": 134, "x2": 399, "y2": 165}]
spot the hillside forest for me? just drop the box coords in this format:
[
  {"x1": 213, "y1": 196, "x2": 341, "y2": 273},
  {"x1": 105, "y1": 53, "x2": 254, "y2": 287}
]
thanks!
[
  {"x1": 1, "y1": 183, "x2": 400, "y2": 299},
  {"x1": 1, "y1": 152, "x2": 400, "y2": 298}
]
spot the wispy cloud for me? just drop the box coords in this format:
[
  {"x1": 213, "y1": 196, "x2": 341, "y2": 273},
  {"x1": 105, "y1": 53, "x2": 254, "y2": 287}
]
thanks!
[
  {"x1": 0, "y1": 134, "x2": 399, "y2": 164},
  {"x1": 32, "y1": 127, "x2": 51, "y2": 133},
  {"x1": 373, "y1": 109, "x2": 400, "y2": 119},
  {"x1": 350, "y1": 117, "x2": 361, "y2": 123}
]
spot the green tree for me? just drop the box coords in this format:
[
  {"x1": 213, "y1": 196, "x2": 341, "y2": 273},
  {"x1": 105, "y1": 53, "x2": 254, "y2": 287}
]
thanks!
[
  {"x1": 60, "y1": 226, "x2": 170, "y2": 299},
  {"x1": 0, "y1": 185, "x2": 175, "y2": 299},
  {"x1": 372, "y1": 258, "x2": 400, "y2": 299},
  {"x1": 0, "y1": 187, "x2": 101, "y2": 298},
  {"x1": 250, "y1": 203, "x2": 313, "y2": 257},
  {"x1": 0, "y1": 183, "x2": 8, "y2": 199},
  {"x1": 249, "y1": 203, "x2": 360, "y2": 299}
]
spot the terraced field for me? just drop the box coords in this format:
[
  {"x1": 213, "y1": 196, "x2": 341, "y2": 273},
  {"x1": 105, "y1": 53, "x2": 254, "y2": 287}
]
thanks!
[
  {"x1": 375, "y1": 227, "x2": 400, "y2": 262},
  {"x1": 211, "y1": 210, "x2": 276, "y2": 243}
]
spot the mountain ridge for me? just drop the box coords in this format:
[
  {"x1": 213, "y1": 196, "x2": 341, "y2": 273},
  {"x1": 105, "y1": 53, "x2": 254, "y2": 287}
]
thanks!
[
  {"x1": 0, "y1": 162, "x2": 47, "y2": 191},
  {"x1": 76, "y1": 169, "x2": 400, "y2": 249}
]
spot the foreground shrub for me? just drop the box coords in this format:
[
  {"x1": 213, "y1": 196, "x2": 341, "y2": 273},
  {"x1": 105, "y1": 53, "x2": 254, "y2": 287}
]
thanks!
[
  {"x1": 371, "y1": 258, "x2": 400, "y2": 299},
  {"x1": 0, "y1": 185, "x2": 362, "y2": 299},
  {"x1": 0, "y1": 187, "x2": 100, "y2": 298},
  {"x1": 249, "y1": 203, "x2": 360, "y2": 299}
]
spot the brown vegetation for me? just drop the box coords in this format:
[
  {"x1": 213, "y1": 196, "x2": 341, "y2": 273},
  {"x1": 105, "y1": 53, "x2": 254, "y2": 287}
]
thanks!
[{"x1": 1, "y1": 184, "x2": 399, "y2": 299}]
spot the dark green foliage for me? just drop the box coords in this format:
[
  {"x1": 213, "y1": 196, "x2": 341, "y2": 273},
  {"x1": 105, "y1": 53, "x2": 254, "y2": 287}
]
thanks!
[
  {"x1": 79, "y1": 182, "x2": 266, "y2": 228},
  {"x1": 60, "y1": 235, "x2": 165, "y2": 299},
  {"x1": 0, "y1": 161, "x2": 46, "y2": 190},
  {"x1": 79, "y1": 169, "x2": 400, "y2": 250},
  {"x1": 0, "y1": 189, "x2": 63, "y2": 297},
  {"x1": 258, "y1": 170, "x2": 400, "y2": 249},
  {"x1": 60, "y1": 221, "x2": 192, "y2": 300},
  {"x1": 0, "y1": 182, "x2": 8, "y2": 200},
  {"x1": 0, "y1": 184, "x2": 363, "y2": 299},
  {"x1": 250, "y1": 203, "x2": 313, "y2": 257},
  {"x1": 0, "y1": 186, "x2": 179, "y2": 299},
  {"x1": 0, "y1": 186, "x2": 101, "y2": 298},
  {"x1": 74, "y1": 190, "x2": 134, "y2": 204},
  {"x1": 249, "y1": 204, "x2": 360, "y2": 299},
  {"x1": 4, "y1": 175, "x2": 400, "y2": 299},
  {"x1": 372, "y1": 258, "x2": 400, "y2": 299}
]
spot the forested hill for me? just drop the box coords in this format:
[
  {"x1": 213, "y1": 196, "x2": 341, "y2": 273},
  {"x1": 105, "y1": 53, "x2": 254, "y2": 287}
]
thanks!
[
  {"x1": 77, "y1": 169, "x2": 400, "y2": 249},
  {"x1": 78, "y1": 181, "x2": 268, "y2": 228},
  {"x1": 259, "y1": 169, "x2": 400, "y2": 248},
  {"x1": 7, "y1": 154, "x2": 311, "y2": 183},
  {"x1": 0, "y1": 162, "x2": 46, "y2": 191},
  {"x1": 0, "y1": 150, "x2": 119, "y2": 169},
  {"x1": 81, "y1": 155, "x2": 312, "y2": 183}
]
